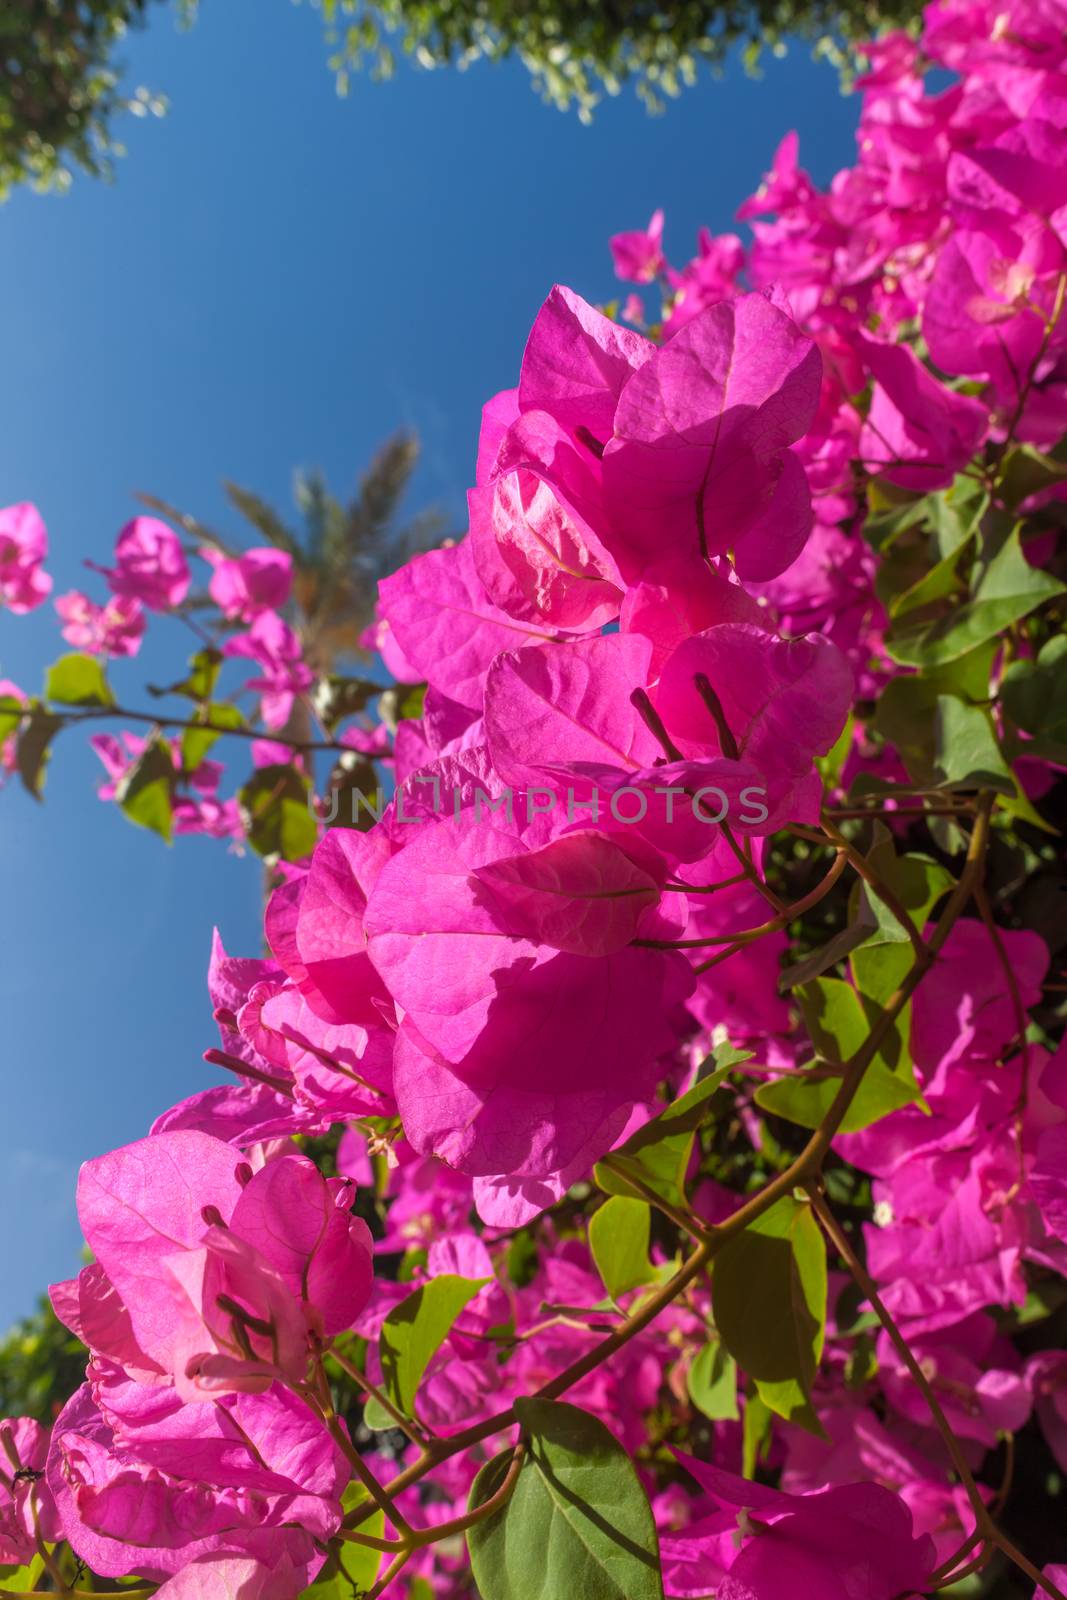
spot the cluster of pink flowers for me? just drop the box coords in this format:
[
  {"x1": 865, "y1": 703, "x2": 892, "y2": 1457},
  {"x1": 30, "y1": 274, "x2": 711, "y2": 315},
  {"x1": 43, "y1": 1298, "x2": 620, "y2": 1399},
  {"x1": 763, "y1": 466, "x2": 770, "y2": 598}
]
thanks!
[
  {"x1": 4, "y1": 0, "x2": 1067, "y2": 1594},
  {"x1": 0, "y1": 507, "x2": 343, "y2": 840}
]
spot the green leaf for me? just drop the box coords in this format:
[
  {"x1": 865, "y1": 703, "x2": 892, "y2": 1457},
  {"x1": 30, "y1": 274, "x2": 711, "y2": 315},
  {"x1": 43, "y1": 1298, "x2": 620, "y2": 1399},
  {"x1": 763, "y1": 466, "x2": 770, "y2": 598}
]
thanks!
[
  {"x1": 378, "y1": 681, "x2": 427, "y2": 732},
  {"x1": 876, "y1": 480, "x2": 987, "y2": 622},
  {"x1": 755, "y1": 1057, "x2": 918, "y2": 1133},
  {"x1": 180, "y1": 701, "x2": 247, "y2": 771},
  {"x1": 0, "y1": 1554, "x2": 45, "y2": 1589},
  {"x1": 764, "y1": 844, "x2": 949, "y2": 1136},
  {"x1": 237, "y1": 763, "x2": 318, "y2": 861},
  {"x1": 844, "y1": 1332, "x2": 879, "y2": 1388},
  {"x1": 758, "y1": 953, "x2": 922, "y2": 1132},
  {"x1": 299, "y1": 1506, "x2": 384, "y2": 1593},
  {"x1": 778, "y1": 907, "x2": 876, "y2": 990},
  {"x1": 323, "y1": 751, "x2": 383, "y2": 833},
  {"x1": 742, "y1": 1389, "x2": 773, "y2": 1479},
  {"x1": 0, "y1": 693, "x2": 25, "y2": 742},
  {"x1": 687, "y1": 1336, "x2": 739, "y2": 1422},
  {"x1": 589, "y1": 1196, "x2": 656, "y2": 1303},
  {"x1": 379, "y1": 1274, "x2": 487, "y2": 1419},
  {"x1": 804, "y1": 971, "x2": 897, "y2": 1068},
  {"x1": 467, "y1": 1398, "x2": 664, "y2": 1600},
  {"x1": 712, "y1": 1196, "x2": 826, "y2": 1433},
  {"x1": 594, "y1": 1051, "x2": 744, "y2": 1210},
  {"x1": 361, "y1": 1393, "x2": 398, "y2": 1431},
  {"x1": 44, "y1": 651, "x2": 114, "y2": 707},
  {"x1": 816, "y1": 712, "x2": 854, "y2": 787},
  {"x1": 856, "y1": 838, "x2": 953, "y2": 952},
  {"x1": 312, "y1": 673, "x2": 381, "y2": 733},
  {"x1": 931, "y1": 696, "x2": 1016, "y2": 794},
  {"x1": 886, "y1": 525, "x2": 1065, "y2": 667},
  {"x1": 115, "y1": 736, "x2": 175, "y2": 841},
  {"x1": 930, "y1": 697, "x2": 1053, "y2": 830},
  {"x1": 149, "y1": 647, "x2": 224, "y2": 703},
  {"x1": 871, "y1": 643, "x2": 996, "y2": 782},
  {"x1": 849, "y1": 845, "x2": 945, "y2": 1076},
  {"x1": 998, "y1": 441, "x2": 1067, "y2": 507},
  {"x1": 1000, "y1": 635, "x2": 1067, "y2": 763},
  {"x1": 16, "y1": 708, "x2": 63, "y2": 798},
  {"x1": 862, "y1": 485, "x2": 934, "y2": 553}
]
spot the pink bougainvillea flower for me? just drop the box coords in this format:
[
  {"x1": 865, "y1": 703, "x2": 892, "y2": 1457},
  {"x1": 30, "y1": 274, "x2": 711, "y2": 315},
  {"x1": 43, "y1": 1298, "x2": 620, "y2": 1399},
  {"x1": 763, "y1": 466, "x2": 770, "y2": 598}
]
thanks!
[
  {"x1": 0, "y1": 501, "x2": 52, "y2": 612},
  {"x1": 359, "y1": 609, "x2": 421, "y2": 682},
  {"x1": 71, "y1": 1132, "x2": 373, "y2": 1394},
  {"x1": 1027, "y1": 1351, "x2": 1067, "y2": 1474},
  {"x1": 620, "y1": 558, "x2": 766, "y2": 678},
  {"x1": 86, "y1": 735, "x2": 241, "y2": 837},
  {"x1": 854, "y1": 29, "x2": 920, "y2": 86},
  {"x1": 207, "y1": 928, "x2": 285, "y2": 1067},
  {"x1": 73, "y1": 1130, "x2": 247, "y2": 1378},
  {"x1": 676, "y1": 838, "x2": 792, "y2": 1038},
  {"x1": 95, "y1": 517, "x2": 191, "y2": 611},
  {"x1": 610, "y1": 208, "x2": 667, "y2": 283},
  {"x1": 1, "y1": 1416, "x2": 61, "y2": 1563},
  {"x1": 470, "y1": 828, "x2": 667, "y2": 957},
  {"x1": 367, "y1": 1145, "x2": 475, "y2": 1253},
  {"x1": 227, "y1": 1157, "x2": 373, "y2": 1339},
  {"x1": 948, "y1": 116, "x2": 1067, "y2": 242},
  {"x1": 876, "y1": 1312, "x2": 1031, "y2": 1451},
  {"x1": 856, "y1": 335, "x2": 989, "y2": 489},
  {"x1": 654, "y1": 622, "x2": 854, "y2": 807},
  {"x1": 50, "y1": 1261, "x2": 163, "y2": 1379},
  {"x1": 601, "y1": 290, "x2": 822, "y2": 583},
  {"x1": 736, "y1": 131, "x2": 817, "y2": 222},
  {"x1": 517, "y1": 284, "x2": 654, "y2": 442},
  {"x1": 466, "y1": 289, "x2": 651, "y2": 631},
  {"x1": 55, "y1": 589, "x2": 146, "y2": 656},
  {"x1": 467, "y1": 464, "x2": 623, "y2": 632},
  {"x1": 150, "y1": 1083, "x2": 322, "y2": 1147},
  {"x1": 164, "y1": 1228, "x2": 310, "y2": 1398},
  {"x1": 482, "y1": 631, "x2": 767, "y2": 856},
  {"x1": 202, "y1": 546, "x2": 293, "y2": 622},
  {"x1": 254, "y1": 984, "x2": 395, "y2": 1120},
  {"x1": 376, "y1": 537, "x2": 560, "y2": 711},
  {"x1": 222, "y1": 610, "x2": 314, "y2": 730},
  {"x1": 150, "y1": 1545, "x2": 316, "y2": 1599},
  {"x1": 666, "y1": 1455, "x2": 936, "y2": 1600},
  {"x1": 283, "y1": 825, "x2": 395, "y2": 1029},
  {"x1": 46, "y1": 1381, "x2": 342, "y2": 1585},
  {"x1": 910, "y1": 919, "x2": 1048, "y2": 1079},
  {"x1": 621, "y1": 292, "x2": 646, "y2": 326},
  {"x1": 923, "y1": 229, "x2": 1049, "y2": 405},
  {"x1": 663, "y1": 229, "x2": 746, "y2": 337},
  {"x1": 483, "y1": 626, "x2": 849, "y2": 848},
  {"x1": 1031, "y1": 1124, "x2": 1067, "y2": 1244},
  {"x1": 485, "y1": 631, "x2": 663, "y2": 785},
  {"x1": 364, "y1": 808, "x2": 692, "y2": 1207}
]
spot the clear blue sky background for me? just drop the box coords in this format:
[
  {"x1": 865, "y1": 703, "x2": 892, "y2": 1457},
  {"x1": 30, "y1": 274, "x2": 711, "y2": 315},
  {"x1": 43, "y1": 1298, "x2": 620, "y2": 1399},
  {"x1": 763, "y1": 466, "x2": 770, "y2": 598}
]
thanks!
[{"x1": 0, "y1": 0, "x2": 859, "y2": 1328}]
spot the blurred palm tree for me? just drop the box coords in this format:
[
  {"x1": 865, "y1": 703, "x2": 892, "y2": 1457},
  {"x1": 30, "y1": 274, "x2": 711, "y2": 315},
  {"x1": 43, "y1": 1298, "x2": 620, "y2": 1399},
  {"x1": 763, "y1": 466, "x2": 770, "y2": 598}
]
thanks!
[{"x1": 140, "y1": 429, "x2": 447, "y2": 674}]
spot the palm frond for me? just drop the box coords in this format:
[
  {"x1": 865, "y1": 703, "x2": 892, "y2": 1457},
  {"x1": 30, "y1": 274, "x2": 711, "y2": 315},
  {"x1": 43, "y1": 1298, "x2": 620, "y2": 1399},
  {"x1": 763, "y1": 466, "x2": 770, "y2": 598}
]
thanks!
[{"x1": 222, "y1": 480, "x2": 302, "y2": 560}]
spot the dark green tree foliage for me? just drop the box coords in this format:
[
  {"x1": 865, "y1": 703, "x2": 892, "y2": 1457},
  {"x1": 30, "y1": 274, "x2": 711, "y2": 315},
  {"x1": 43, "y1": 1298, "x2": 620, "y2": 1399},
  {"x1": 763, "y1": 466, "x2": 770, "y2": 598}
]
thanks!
[
  {"x1": 0, "y1": 1295, "x2": 87, "y2": 1425},
  {"x1": 309, "y1": 0, "x2": 922, "y2": 117},
  {"x1": 0, "y1": 0, "x2": 171, "y2": 199}
]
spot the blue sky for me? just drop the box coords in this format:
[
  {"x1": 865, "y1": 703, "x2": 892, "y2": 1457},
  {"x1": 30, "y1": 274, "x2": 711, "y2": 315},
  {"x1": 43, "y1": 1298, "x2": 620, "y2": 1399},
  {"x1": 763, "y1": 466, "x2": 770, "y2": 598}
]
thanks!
[{"x1": 0, "y1": 0, "x2": 859, "y2": 1327}]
